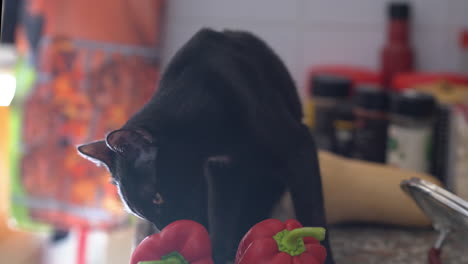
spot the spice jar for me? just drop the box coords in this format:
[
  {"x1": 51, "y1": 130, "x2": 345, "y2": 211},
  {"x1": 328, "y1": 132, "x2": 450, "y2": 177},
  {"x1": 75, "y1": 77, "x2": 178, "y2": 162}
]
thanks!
[
  {"x1": 310, "y1": 75, "x2": 351, "y2": 151},
  {"x1": 386, "y1": 90, "x2": 436, "y2": 173},
  {"x1": 353, "y1": 85, "x2": 390, "y2": 163}
]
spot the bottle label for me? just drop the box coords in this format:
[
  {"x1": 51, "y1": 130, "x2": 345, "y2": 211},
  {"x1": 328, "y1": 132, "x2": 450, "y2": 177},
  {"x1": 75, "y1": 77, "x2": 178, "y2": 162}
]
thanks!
[
  {"x1": 386, "y1": 124, "x2": 432, "y2": 173},
  {"x1": 353, "y1": 117, "x2": 388, "y2": 163},
  {"x1": 333, "y1": 119, "x2": 354, "y2": 157}
]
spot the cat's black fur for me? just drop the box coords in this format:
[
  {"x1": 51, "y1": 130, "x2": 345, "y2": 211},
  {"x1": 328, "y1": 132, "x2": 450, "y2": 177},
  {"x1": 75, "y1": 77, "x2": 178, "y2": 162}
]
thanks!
[{"x1": 78, "y1": 28, "x2": 333, "y2": 264}]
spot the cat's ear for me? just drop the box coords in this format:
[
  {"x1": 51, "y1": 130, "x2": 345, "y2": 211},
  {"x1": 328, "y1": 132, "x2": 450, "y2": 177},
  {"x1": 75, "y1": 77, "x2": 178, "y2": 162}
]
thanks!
[
  {"x1": 77, "y1": 140, "x2": 113, "y2": 171},
  {"x1": 106, "y1": 129, "x2": 156, "y2": 164}
]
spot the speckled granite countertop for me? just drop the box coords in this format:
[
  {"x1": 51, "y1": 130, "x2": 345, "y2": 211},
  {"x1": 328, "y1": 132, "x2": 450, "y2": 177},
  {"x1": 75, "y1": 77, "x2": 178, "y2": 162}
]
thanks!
[{"x1": 330, "y1": 225, "x2": 467, "y2": 264}]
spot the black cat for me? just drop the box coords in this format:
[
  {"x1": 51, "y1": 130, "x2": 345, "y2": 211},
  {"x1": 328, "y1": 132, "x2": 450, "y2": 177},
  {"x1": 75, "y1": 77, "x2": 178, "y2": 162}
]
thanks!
[{"x1": 78, "y1": 28, "x2": 333, "y2": 264}]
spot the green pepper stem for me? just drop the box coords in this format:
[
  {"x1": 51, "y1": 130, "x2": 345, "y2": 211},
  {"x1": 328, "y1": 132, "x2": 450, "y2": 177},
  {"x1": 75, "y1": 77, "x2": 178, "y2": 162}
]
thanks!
[
  {"x1": 273, "y1": 227, "x2": 326, "y2": 256},
  {"x1": 282, "y1": 227, "x2": 326, "y2": 249},
  {"x1": 138, "y1": 251, "x2": 188, "y2": 264},
  {"x1": 138, "y1": 260, "x2": 181, "y2": 264}
]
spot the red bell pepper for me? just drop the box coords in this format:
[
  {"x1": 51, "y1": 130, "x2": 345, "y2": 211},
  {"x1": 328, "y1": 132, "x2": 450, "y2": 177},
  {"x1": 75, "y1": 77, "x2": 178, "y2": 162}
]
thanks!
[
  {"x1": 235, "y1": 219, "x2": 326, "y2": 264},
  {"x1": 130, "y1": 220, "x2": 214, "y2": 264}
]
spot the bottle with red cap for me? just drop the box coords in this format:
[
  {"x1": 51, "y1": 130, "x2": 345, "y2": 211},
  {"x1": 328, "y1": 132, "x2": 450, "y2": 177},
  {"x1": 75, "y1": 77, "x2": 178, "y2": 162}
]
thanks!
[{"x1": 381, "y1": 2, "x2": 414, "y2": 88}]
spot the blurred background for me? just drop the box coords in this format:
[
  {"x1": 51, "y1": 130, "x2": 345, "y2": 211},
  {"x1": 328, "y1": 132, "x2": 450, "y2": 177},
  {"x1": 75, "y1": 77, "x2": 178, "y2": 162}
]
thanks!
[{"x1": 1, "y1": 0, "x2": 468, "y2": 264}]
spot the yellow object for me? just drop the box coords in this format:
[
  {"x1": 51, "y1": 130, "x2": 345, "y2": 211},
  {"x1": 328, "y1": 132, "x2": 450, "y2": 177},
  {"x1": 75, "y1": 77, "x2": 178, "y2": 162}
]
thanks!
[
  {"x1": 0, "y1": 107, "x2": 10, "y2": 237},
  {"x1": 0, "y1": 108, "x2": 42, "y2": 264},
  {"x1": 302, "y1": 99, "x2": 315, "y2": 129},
  {"x1": 414, "y1": 81, "x2": 468, "y2": 104},
  {"x1": 0, "y1": 230, "x2": 44, "y2": 264},
  {"x1": 320, "y1": 151, "x2": 441, "y2": 227},
  {"x1": 333, "y1": 119, "x2": 353, "y2": 130}
]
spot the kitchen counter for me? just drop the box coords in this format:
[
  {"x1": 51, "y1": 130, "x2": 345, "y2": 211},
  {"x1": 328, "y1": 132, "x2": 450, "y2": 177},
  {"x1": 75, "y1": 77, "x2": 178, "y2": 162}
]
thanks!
[{"x1": 330, "y1": 224, "x2": 466, "y2": 264}]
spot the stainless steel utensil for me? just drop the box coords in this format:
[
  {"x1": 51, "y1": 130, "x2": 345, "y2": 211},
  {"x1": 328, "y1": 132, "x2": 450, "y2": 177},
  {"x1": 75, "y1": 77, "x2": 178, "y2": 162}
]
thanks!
[{"x1": 401, "y1": 177, "x2": 468, "y2": 263}]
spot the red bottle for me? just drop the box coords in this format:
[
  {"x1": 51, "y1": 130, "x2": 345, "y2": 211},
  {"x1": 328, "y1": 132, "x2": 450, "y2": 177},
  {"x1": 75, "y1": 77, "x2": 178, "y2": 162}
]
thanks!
[{"x1": 381, "y1": 2, "x2": 414, "y2": 88}]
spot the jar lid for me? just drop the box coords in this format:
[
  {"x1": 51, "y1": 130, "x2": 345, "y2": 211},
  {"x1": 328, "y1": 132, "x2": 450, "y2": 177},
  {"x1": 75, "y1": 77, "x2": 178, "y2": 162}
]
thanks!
[
  {"x1": 390, "y1": 90, "x2": 436, "y2": 118},
  {"x1": 389, "y1": 2, "x2": 410, "y2": 20},
  {"x1": 311, "y1": 75, "x2": 351, "y2": 98},
  {"x1": 354, "y1": 85, "x2": 390, "y2": 112}
]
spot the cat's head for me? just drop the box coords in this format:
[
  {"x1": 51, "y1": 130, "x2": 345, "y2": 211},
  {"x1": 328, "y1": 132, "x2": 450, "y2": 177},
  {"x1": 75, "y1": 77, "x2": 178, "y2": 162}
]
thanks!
[{"x1": 77, "y1": 129, "x2": 165, "y2": 225}]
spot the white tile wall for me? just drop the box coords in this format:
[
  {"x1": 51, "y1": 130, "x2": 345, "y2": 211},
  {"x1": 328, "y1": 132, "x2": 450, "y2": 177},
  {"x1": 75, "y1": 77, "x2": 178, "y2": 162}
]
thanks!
[
  {"x1": 413, "y1": 26, "x2": 454, "y2": 72},
  {"x1": 160, "y1": 0, "x2": 468, "y2": 98},
  {"x1": 300, "y1": 29, "x2": 384, "y2": 71},
  {"x1": 447, "y1": 0, "x2": 468, "y2": 27},
  {"x1": 166, "y1": 0, "x2": 298, "y2": 21},
  {"x1": 300, "y1": 0, "x2": 387, "y2": 25},
  {"x1": 411, "y1": 0, "x2": 449, "y2": 27}
]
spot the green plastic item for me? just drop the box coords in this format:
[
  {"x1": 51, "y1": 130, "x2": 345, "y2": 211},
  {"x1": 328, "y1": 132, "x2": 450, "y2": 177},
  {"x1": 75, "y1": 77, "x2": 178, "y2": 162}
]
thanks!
[
  {"x1": 9, "y1": 56, "x2": 50, "y2": 231},
  {"x1": 14, "y1": 56, "x2": 36, "y2": 102}
]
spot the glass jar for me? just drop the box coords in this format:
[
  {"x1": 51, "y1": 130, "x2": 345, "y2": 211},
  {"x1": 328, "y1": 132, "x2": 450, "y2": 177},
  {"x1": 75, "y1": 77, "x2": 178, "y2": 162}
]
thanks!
[
  {"x1": 310, "y1": 75, "x2": 351, "y2": 151},
  {"x1": 352, "y1": 85, "x2": 390, "y2": 163},
  {"x1": 386, "y1": 90, "x2": 436, "y2": 173}
]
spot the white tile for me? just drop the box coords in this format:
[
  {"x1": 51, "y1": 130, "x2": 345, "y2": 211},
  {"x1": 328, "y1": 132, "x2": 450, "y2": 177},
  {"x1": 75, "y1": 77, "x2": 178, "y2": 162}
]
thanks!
[
  {"x1": 160, "y1": 0, "x2": 462, "y2": 96},
  {"x1": 160, "y1": 18, "x2": 304, "y2": 100},
  {"x1": 166, "y1": 0, "x2": 299, "y2": 21},
  {"x1": 413, "y1": 26, "x2": 453, "y2": 72},
  {"x1": 160, "y1": 20, "x2": 209, "y2": 68},
  {"x1": 161, "y1": 17, "x2": 282, "y2": 67},
  {"x1": 210, "y1": 22, "x2": 302, "y2": 98},
  {"x1": 161, "y1": 19, "x2": 300, "y2": 82},
  {"x1": 224, "y1": 24, "x2": 300, "y2": 84},
  {"x1": 300, "y1": 29, "x2": 384, "y2": 69},
  {"x1": 300, "y1": 0, "x2": 387, "y2": 25},
  {"x1": 296, "y1": 29, "x2": 384, "y2": 97},
  {"x1": 447, "y1": 0, "x2": 468, "y2": 27},
  {"x1": 446, "y1": 26, "x2": 466, "y2": 73},
  {"x1": 300, "y1": 0, "x2": 451, "y2": 28},
  {"x1": 411, "y1": 0, "x2": 450, "y2": 27}
]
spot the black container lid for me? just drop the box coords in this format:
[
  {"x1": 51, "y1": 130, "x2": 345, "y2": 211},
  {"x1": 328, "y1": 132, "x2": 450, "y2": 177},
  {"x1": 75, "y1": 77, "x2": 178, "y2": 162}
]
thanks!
[
  {"x1": 389, "y1": 2, "x2": 411, "y2": 20},
  {"x1": 311, "y1": 75, "x2": 351, "y2": 98},
  {"x1": 354, "y1": 85, "x2": 390, "y2": 112},
  {"x1": 390, "y1": 90, "x2": 436, "y2": 119}
]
